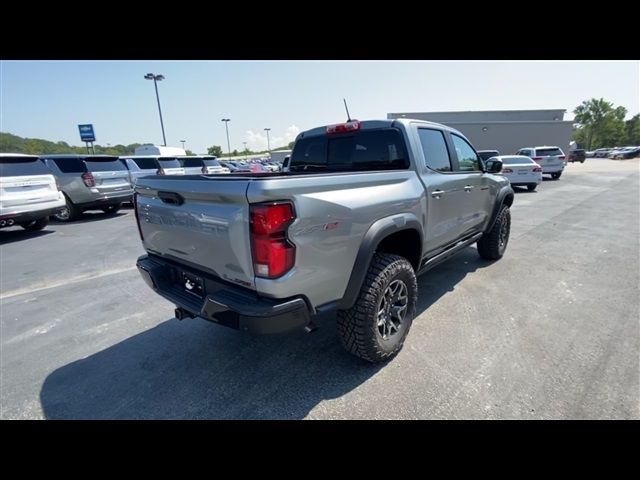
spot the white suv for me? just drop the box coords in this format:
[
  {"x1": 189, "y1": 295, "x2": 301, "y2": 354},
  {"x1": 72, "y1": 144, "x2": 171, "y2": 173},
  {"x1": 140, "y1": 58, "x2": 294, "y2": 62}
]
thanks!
[
  {"x1": 0, "y1": 153, "x2": 65, "y2": 231},
  {"x1": 516, "y1": 146, "x2": 566, "y2": 180}
]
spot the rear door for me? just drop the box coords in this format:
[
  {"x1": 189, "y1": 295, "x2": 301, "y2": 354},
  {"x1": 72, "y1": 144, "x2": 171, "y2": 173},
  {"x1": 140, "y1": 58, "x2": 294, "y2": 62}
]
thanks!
[
  {"x1": 135, "y1": 177, "x2": 255, "y2": 286},
  {"x1": 84, "y1": 157, "x2": 132, "y2": 194},
  {"x1": 0, "y1": 156, "x2": 60, "y2": 210},
  {"x1": 414, "y1": 127, "x2": 469, "y2": 253}
]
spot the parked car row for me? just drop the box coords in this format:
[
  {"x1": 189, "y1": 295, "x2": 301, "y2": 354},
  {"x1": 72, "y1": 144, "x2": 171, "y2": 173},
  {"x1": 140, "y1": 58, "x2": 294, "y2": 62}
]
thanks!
[
  {"x1": 586, "y1": 146, "x2": 640, "y2": 158},
  {"x1": 1, "y1": 153, "x2": 285, "y2": 230},
  {"x1": 479, "y1": 146, "x2": 567, "y2": 192}
]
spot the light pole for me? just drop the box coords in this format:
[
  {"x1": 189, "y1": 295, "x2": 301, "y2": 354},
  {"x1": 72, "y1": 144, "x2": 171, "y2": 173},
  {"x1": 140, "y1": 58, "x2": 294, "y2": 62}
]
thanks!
[
  {"x1": 221, "y1": 118, "x2": 231, "y2": 158},
  {"x1": 180, "y1": 139, "x2": 186, "y2": 150},
  {"x1": 144, "y1": 73, "x2": 167, "y2": 146},
  {"x1": 264, "y1": 127, "x2": 271, "y2": 154}
]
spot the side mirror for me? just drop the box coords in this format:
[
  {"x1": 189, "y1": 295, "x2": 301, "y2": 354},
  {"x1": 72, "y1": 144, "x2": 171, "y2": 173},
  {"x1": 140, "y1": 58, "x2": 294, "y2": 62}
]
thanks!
[{"x1": 485, "y1": 159, "x2": 503, "y2": 173}]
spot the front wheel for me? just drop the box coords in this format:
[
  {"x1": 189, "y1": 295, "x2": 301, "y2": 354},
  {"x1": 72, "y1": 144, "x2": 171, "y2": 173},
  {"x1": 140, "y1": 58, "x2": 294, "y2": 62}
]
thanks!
[
  {"x1": 477, "y1": 205, "x2": 511, "y2": 260},
  {"x1": 102, "y1": 203, "x2": 122, "y2": 215},
  {"x1": 21, "y1": 217, "x2": 49, "y2": 231},
  {"x1": 337, "y1": 253, "x2": 418, "y2": 363},
  {"x1": 551, "y1": 172, "x2": 562, "y2": 180},
  {"x1": 527, "y1": 184, "x2": 537, "y2": 192}
]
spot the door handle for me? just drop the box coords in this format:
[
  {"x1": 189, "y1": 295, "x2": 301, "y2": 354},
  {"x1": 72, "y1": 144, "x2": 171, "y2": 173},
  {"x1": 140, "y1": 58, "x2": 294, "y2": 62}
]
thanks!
[
  {"x1": 464, "y1": 185, "x2": 474, "y2": 192},
  {"x1": 431, "y1": 190, "x2": 445, "y2": 198}
]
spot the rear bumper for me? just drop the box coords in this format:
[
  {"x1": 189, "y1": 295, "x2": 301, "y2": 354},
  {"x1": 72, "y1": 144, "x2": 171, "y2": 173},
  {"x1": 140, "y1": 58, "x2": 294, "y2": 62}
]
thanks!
[
  {"x1": 136, "y1": 254, "x2": 311, "y2": 334},
  {"x1": 75, "y1": 193, "x2": 132, "y2": 208},
  {"x1": 0, "y1": 205, "x2": 64, "y2": 226},
  {"x1": 542, "y1": 165, "x2": 564, "y2": 173}
]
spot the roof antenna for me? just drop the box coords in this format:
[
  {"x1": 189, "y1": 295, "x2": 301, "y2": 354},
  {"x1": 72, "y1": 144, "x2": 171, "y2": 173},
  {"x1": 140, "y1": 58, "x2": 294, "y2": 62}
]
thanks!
[{"x1": 343, "y1": 98, "x2": 352, "y2": 122}]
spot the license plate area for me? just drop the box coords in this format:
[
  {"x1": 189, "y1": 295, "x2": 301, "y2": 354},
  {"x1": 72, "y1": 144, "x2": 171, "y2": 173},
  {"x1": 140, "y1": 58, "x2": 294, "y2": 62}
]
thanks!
[{"x1": 182, "y1": 271, "x2": 204, "y2": 298}]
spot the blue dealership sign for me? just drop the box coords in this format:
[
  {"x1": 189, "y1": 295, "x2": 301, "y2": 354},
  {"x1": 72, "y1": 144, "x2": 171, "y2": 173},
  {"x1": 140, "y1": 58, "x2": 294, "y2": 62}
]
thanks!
[{"x1": 78, "y1": 124, "x2": 96, "y2": 142}]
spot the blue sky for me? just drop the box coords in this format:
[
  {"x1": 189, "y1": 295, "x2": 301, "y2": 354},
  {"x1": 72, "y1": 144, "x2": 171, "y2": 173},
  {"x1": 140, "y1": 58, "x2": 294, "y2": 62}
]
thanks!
[{"x1": 1, "y1": 61, "x2": 638, "y2": 154}]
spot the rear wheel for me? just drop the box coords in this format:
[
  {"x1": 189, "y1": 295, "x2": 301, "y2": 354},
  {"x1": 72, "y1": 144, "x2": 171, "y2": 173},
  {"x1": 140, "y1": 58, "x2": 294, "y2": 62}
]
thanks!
[
  {"x1": 477, "y1": 205, "x2": 511, "y2": 260},
  {"x1": 551, "y1": 172, "x2": 562, "y2": 180},
  {"x1": 337, "y1": 253, "x2": 417, "y2": 363},
  {"x1": 580, "y1": 159, "x2": 585, "y2": 163},
  {"x1": 102, "y1": 203, "x2": 122, "y2": 215},
  {"x1": 21, "y1": 217, "x2": 49, "y2": 231},
  {"x1": 527, "y1": 184, "x2": 537, "y2": 192},
  {"x1": 53, "y1": 197, "x2": 80, "y2": 222}
]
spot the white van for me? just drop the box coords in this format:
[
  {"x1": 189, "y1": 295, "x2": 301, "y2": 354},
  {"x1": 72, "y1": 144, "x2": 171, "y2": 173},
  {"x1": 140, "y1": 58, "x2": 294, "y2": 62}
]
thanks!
[
  {"x1": 133, "y1": 145, "x2": 187, "y2": 156},
  {"x1": 0, "y1": 153, "x2": 65, "y2": 230}
]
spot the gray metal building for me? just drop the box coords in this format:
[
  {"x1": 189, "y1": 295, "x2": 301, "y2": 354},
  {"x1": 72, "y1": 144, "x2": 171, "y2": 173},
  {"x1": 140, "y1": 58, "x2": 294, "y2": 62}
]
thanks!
[{"x1": 387, "y1": 109, "x2": 574, "y2": 155}]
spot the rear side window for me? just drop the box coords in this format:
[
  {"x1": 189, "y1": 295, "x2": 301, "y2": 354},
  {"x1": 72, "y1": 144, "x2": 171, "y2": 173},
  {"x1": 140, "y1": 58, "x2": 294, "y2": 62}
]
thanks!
[
  {"x1": 451, "y1": 134, "x2": 481, "y2": 172},
  {"x1": 0, "y1": 157, "x2": 51, "y2": 177},
  {"x1": 157, "y1": 158, "x2": 181, "y2": 168},
  {"x1": 85, "y1": 158, "x2": 127, "y2": 172},
  {"x1": 535, "y1": 147, "x2": 563, "y2": 157},
  {"x1": 290, "y1": 129, "x2": 408, "y2": 171},
  {"x1": 417, "y1": 128, "x2": 452, "y2": 172},
  {"x1": 52, "y1": 158, "x2": 85, "y2": 173},
  {"x1": 181, "y1": 158, "x2": 202, "y2": 168}
]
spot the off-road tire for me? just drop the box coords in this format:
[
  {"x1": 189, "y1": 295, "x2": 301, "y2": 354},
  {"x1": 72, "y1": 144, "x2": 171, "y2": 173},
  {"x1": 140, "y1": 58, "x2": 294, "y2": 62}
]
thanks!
[
  {"x1": 337, "y1": 253, "x2": 418, "y2": 363},
  {"x1": 477, "y1": 205, "x2": 511, "y2": 260}
]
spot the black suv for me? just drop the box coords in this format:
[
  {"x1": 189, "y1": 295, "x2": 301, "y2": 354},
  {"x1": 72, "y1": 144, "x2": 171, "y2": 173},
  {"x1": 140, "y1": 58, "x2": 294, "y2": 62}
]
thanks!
[{"x1": 567, "y1": 149, "x2": 586, "y2": 163}]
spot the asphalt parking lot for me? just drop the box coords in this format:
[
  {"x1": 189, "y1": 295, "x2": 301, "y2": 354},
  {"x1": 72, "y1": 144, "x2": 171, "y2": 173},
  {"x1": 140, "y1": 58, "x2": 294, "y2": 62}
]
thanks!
[{"x1": 1, "y1": 158, "x2": 638, "y2": 419}]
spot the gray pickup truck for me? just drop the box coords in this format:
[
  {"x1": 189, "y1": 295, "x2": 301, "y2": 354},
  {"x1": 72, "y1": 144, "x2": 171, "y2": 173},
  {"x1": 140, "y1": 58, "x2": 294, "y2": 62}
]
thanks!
[{"x1": 134, "y1": 119, "x2": 514, "y2": 362}]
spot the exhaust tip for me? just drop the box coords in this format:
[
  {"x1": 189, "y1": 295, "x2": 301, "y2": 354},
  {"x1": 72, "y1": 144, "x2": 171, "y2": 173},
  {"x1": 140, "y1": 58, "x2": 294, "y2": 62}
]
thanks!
[{"x1": 175, "y1": 308, "x2": 195, "y2": 321}]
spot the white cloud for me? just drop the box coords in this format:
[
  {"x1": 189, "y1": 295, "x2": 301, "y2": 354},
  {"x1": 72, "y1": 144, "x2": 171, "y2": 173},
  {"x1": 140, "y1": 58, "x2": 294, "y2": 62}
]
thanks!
[{"x1": 244, "y1": 125, "x2": 300, "y2": 151}]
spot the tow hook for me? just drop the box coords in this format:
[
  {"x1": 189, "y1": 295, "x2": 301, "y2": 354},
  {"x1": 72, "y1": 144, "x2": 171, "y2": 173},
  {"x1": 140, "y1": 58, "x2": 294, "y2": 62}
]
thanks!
[
  {"x1": 304, "y1": 321, "x2": 318, "y2": 333},
  {"x1": 175, "y1": 308, "x2": 195, "y2": 321}
]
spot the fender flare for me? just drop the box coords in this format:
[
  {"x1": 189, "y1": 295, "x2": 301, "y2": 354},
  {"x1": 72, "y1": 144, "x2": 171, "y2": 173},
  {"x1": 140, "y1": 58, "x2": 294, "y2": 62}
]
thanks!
[
  {"x1": 485, "y1": 185, "x2": 514, "y2": 233},
  {"x1": 338, "y1": 213, "x2": 423, "y2": 310}
]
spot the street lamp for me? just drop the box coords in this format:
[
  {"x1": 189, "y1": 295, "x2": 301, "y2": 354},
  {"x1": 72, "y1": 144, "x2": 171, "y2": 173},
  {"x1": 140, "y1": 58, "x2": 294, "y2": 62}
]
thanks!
[
  {"x1": 264, "y1": 127, "x2": 271, "y2": 154},
  {"x1": 221, "y1": 118, "x2": 231, "y2": 158},
  {"x1": 180, "y1": 139, "x2": 186, "y2": 150},
  {"x1": 144, "y1": 73, "x2": 167, "y2": 146}
]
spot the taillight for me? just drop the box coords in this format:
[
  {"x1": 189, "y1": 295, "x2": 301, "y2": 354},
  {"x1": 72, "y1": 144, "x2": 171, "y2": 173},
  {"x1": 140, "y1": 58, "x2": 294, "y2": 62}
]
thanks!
[
  {"x1": 502, "y1": 168, "x2": 513, "y2": 173},
  {"x1": 133, "y1": 193, "x2": 144, "y2": 241},
  {"x1": 326, "y1": 120, "x2": 360, "y2": 135},
  {"x1": 157, "y1": 168, "x2": 165, "y2": 175},
  {"x1": 558, "y1": 155, "x2": 565, "y2": 160},
  {"x1": 250, "y1": 202, "x2": 295, "y2": 278},
  {"x1": 532, "y1": 157, "x2": 543, "y2": 161},
  {"x1": 532, "y1": 166, "x2": 543, "y2": 172},
  {"x1": 81, "y1": 172, "x2": 95, "y2": 187}
]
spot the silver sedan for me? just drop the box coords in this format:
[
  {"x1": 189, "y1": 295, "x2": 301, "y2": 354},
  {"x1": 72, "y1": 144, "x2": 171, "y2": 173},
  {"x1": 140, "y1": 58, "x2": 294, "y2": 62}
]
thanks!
[{"x1": 491, "y1": 155, "x2": 543, "y2": 192}]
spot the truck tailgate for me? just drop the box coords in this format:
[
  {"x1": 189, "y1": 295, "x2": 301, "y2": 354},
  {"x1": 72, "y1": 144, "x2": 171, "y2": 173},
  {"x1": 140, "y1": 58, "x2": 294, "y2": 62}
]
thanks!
[{"x1": 135, "y1": 177, "x2": 255, "y2": 289}]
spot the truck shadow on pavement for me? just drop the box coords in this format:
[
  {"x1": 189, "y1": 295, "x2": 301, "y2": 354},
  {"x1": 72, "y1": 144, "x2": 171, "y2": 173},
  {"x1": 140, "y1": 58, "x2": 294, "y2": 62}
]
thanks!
[
  {"x1": 0, "y1": 229, "x2": 55, "y2": 245},
  {"x1": 39, "y1": 246, "x2": 488, "y2": 419}
]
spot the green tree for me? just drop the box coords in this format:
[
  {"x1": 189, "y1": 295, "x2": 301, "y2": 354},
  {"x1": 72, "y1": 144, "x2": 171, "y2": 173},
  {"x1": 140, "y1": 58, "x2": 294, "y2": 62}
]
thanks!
[
  {"x1": 288, "y1": 141, "x2": 295, "y2": 150},
  {"x1": 573, "y1": 98, "x2": 627, "y2": 150},
  {"x1": 185, "y1": 149, "x2": 195, "y2": 155},
  {"x1": 625, "y1": 114, "x2": 640, "y2": 145},
  {"x1": 207, "y1": 145, "x2": 223, "y2": 157},
  {"x1": 232, "y1": 149, "x2": 239, "y2": 157}
]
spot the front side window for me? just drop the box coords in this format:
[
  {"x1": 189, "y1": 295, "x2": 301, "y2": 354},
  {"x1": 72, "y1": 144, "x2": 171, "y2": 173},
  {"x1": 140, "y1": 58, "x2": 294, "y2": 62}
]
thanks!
[
  {"x1": 451, "y1": 134, "x2": 481, "y2": 172},
  {"x1": 417, "y1": 128, "x2": 451, "y2": 172}
]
